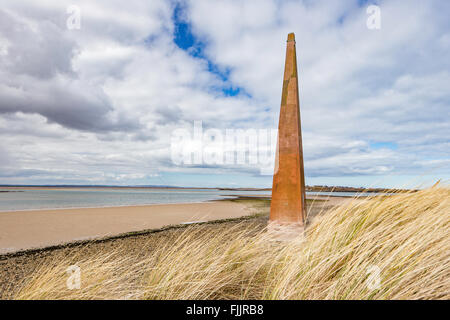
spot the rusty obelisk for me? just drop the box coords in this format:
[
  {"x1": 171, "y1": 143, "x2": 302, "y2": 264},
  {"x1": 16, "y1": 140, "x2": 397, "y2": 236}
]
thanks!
[{"x1": 269, "y1": 33, "x2": 306, "y2": 230}]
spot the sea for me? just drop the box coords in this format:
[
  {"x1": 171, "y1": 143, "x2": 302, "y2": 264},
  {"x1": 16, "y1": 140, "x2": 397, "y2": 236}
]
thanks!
[{"x1": 0, "y1": 188, "x2": 383, "y2": 212}]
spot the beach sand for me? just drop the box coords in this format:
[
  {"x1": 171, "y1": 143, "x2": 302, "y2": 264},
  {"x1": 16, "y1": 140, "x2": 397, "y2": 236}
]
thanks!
[{"x1": 0, "y1": 201, "x2": 252, "y2": 254}]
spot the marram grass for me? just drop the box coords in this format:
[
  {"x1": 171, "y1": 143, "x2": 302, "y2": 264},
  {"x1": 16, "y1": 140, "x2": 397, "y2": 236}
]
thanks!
[{"x1": 15, "y1": 186, "x2": 449, "y2": 300}]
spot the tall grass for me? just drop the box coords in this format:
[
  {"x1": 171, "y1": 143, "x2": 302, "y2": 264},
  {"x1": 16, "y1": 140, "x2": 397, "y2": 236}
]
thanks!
[{"x1": 15, "y1": 186, "x2": 449, "y2": 300}]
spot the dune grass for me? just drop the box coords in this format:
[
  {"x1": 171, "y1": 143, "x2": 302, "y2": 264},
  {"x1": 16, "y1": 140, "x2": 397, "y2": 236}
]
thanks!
[{"x1": 15, "y1": 185, "x2": 449, "y2": 300}]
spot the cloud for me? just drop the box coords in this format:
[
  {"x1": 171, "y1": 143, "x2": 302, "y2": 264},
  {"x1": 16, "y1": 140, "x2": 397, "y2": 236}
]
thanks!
[
  {"x1": 0, "y1": 0, "x2": 449, "y2": 187},
  {"x1": 0, "y1": 9, "x2": 76, "y2": 79},
  {"x1": 185, "y1": 0, "x2": 450, "y2": 177},
  {"x1": 0, "y1": 6, "x2": 141, "y2": 133}
]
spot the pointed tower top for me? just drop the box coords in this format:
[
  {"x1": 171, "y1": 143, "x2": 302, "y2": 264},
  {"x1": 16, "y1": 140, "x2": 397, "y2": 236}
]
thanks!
[
  {"x1": 270, "y1": 31, "x2": 306, "y2": 228},
  {"x1": 287, "y1": 33, "x2": 295, "y2": 42}
]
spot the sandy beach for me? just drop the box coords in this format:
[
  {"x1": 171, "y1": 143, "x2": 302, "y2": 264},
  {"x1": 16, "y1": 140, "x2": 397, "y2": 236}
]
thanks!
[{"x1": 0, "y1": 201, "x2": 253, "y2": 254}]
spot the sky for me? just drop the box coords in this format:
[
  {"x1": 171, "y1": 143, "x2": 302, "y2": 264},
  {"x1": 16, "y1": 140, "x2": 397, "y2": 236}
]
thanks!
[{"x1": 0, "y1": 0, "x2": 449, "y2": 188}]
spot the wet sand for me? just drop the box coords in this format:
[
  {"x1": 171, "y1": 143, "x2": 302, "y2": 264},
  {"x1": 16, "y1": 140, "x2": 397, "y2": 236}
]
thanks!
[{"x1": 0, "y1": 201, "x2": 252, "y2": 254}]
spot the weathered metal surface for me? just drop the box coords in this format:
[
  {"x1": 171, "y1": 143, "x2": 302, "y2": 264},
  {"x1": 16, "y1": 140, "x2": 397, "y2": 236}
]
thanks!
[{"x1": 269, "y1": 33, "x2": 307, "y2": 227}]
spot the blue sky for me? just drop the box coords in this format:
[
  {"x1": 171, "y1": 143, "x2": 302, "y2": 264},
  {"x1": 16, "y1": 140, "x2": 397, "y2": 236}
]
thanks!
[
  {"x1": 0, "y1": 0, "x2": 449, "y2": 188},
  {"x1": 172, "y1": 2, "x2": 247, "y2": 98}
]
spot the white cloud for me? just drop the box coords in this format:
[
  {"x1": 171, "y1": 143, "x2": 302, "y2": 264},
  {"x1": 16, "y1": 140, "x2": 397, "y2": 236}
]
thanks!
[{"x1": 0, "y1": 0, "x2": 448, "y2": 187}]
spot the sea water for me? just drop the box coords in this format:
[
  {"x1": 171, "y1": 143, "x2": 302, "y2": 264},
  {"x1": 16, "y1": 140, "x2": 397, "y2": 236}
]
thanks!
[
  {"x1": 0, "y1": 188, "x2": 271, "y2": 211},
  {"x1": 0, "y1": 188, "x2": 383, "y2": 211}
]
